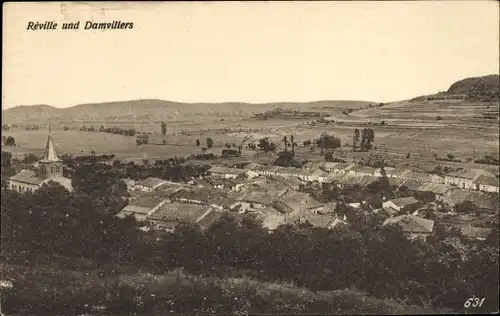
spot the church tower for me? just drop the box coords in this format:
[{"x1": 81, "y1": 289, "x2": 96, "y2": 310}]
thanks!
[{"x1": 38, "y1": 135, "x2": 63, "y2": 179}]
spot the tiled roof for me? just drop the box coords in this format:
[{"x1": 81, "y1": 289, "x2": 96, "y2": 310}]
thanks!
[
  {"x1": 403, "y1": 171, "x2": 444, "y2": 183},
  {"x1": 209, "y1": 166, "x2": 247, "y2": 175},
  {"x1": 474, "y1": 175, "x2": 499, "y2": 187},
  {"x1": 443, "y1": 189, "x2": 499, "y2": 211},
  {"x1": 286, "y1": 209, "x2": 337, "y2": 228},
  {"x1": 9, "y1": 170, "x2": 45, "y2": 185},
  {"x1": 447, "y1": 169, "x2": 494, "y2": 180},
  {"x1": 239, "y1": 191, "x2": 276, "y2": 205},
  {"x1": 401, "y1": 179, "x2": 423, "y2": 190},
  {"x1": 121, "y1": 205, "x2": 153, "y2": 215},
  {"x1": 460, "y1": 226, "x2": 492, "y2": 239},
  {"x1": 387, "y1": 197, "x2": 420, "y2": 208},
  {"x1": 139, "y1": 177, "x2": 168, "y2": 189},
  {"x1": 351, "y1": 166, "x2": 377, "y2": 174},
  {"x1": 415, "y1": 182, "x2": 452, "y2": 195},
  {"x1": 196, "y1": 211, "x2": 225, "y2": 230},
  {"x1": 148, "y1": 202, "x2": 212, "y2": 223},
  {"x1": 128, "y1": 195, "x2": 166, "y2": 209},
  {"x1": 383, "y1": 215, "x2": 434, "y2": 233}
]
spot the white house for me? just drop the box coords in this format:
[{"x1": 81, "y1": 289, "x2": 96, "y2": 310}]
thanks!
[
  {"x1": 382, "y1": 197, "x2": 420, "y2": 216},
  {"x1": 473, "y1": 175, "x2": 499, "y2": 193},
  {"x1": 445, "y1": 169, "x2": 496, "y2": 191}
]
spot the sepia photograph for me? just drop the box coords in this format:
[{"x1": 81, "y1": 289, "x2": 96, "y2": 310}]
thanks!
[{"x1": 1, "y1": 1, "x2": 499, "y2": 315}]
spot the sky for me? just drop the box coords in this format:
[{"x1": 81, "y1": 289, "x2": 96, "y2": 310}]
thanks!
[{"x1": 2, "y1": 1, "x2": 499, "y2": 109}]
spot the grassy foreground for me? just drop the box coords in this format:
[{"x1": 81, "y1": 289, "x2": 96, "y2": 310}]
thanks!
[{"x1": 0, "y1": 258, "x2": 445, "y2": 316}]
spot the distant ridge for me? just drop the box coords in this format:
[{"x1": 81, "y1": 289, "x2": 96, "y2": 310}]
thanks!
[{"x1": 1, "y1": 99, "x2": 374, "y2": 124}]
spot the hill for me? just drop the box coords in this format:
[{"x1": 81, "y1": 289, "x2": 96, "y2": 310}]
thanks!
[
  {"x1": 1, "y1": 99, "x2": 375, "y2": 124},
  {"x1": 410, "y1": 74, "x2": 499, "y2": 102},
  {"x1": 1, "y1": 258, "x2": 444, "y2": 315}
]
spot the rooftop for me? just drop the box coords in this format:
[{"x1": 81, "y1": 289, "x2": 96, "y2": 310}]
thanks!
[
  {"x1": 383, "y1": 215, "x2": 434, "y2": 234},
  {"x1": 9, "y1": 169, "x2": 45, "y2": 185},
  {"x1": 148, "y1": 202, "x2": 212, "y2": 223},
  {"x1": 209, "y1": 166, "x2": 247, "y2": 175},
  {"x1": 139, "y1": 177, "x2": 168, "y2": 189},
  {"x1": 473, "y1": 175, "x2": 499, "y2": 187},
  {"x1": 387, "y1": 197, "x2": 420, "y2": 208}
]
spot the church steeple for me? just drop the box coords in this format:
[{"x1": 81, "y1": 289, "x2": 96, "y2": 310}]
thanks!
[
  {"x1": 38, "y1": 130, "x2": 63, "y2": 179},
  {"x1": 40, "y1": 135, "x2": 61, "y2": 163}
]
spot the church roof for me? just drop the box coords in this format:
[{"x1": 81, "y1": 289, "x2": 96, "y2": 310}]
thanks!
[
  {"x1": 39, "y1": 135, "x2": 61, "y2": 163},
  {"x1": 9, "y1": 169, "x2": 45, "y2": 185}
]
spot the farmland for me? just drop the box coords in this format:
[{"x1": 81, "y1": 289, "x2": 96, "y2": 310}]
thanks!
[{"x1": 3, "y1": 99, "x2": 499, "y2": 175}]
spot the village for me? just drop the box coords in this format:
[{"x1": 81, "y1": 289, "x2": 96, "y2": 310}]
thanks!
[{"x1": 111, "y1": 147, "x2": 499, "y2": 240}]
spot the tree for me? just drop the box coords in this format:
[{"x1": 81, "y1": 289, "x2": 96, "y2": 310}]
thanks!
[
  {"x1": 4, "y1": 136, "x2": 16, "y2": 147},
  {"x1": 206, "y1": 138, "x2": 214, "y2": 149},
  {"x1": 381, "y1": 121, "x2": 386, "y2": 126},
  {"x1": 437, "y1": 116, "x2": 442, "y2": 121},
  {"x1": 161, "y1": 122, "x2": 167, "y2": 136},
  {"x1": 258, "y1": 138, "x2": 277, "y2": 153},
  {"x1": 447, "y1": 153, "x2": 455, "y2": 161},
  {"x1": 454, "y1": 200, "x2": 476, "y2": 214},
  {"x1": 317, "y1": 133, "x2": 341, "y2": 154},
  {"x1": 353, "y1": 129, "x2": 360, "y2": 151},
  {"x1": 196, "y1": 139, "x2": 200, "y2": 147},
  {"x1": 136, "y1": 139, "x2": 142, "y2": 146},
  {"x1": 63, "y1": 126, "x2": 69, "y2": 131},
  {"x1": 99, "y1": 125, "x2": 105, "y2": 132}
]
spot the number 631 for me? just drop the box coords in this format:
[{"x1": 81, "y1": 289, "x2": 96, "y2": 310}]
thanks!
[{"x1": 464, "y1": 297, "x2": 485, "y2": 308}]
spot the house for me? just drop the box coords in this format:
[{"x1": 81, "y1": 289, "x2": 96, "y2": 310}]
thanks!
[
  {"x1": 382, "y1": 197, "x2": 420, "y2": 215},
  {"x1": 284, "y1": 209, "x2": 344, "y2": 230},
  {"x1": 270, "y1": 175, "x2": 303, "y2": 191},
  {"x1": 170, "y1": 188, "x2": 236, "y2": 210},
  {"x1": 235, "y1": 191, "x2": 278, "y2": 210},
  {"x1": 473, "y1": 175, "x2": 499, "y2": 193},
  {"x1": 383, "y1": 215, "x2": 435, "y2": 239},
  {"x1": 249, "y1": 207, "x2": 286, "y2": 231},
  {"x1": 9, "y1": 134, "x2": 73, "y2": 193},
  {"x1": 459, "y1": 225, "x2": 492, "y2": 241},
  {"x1": 331, "y1": 163, "x2": 356, "y2": 174},
  {"x1": 349, "y1": 166, "x2": 376, "y2": 177},
  {"x1": 414, "y1": 182, "x2": 452, "y2": 201},
  {"x1": 147, "y1": 202, "x2": 215, "y2": 232},
  {"x1": 444, "y1": 169, "x2": 495, "y2": 190},
  {"x1": 208, "y1": 166, "x2": 248, "y2": 179},
  {"x1": 402, "y1": 171, "x2": 444, "y2": 184},
  {"x1": 319, "y1": 162, "x2": 341, "y2": 173},
  {"x1": 116, "y1": 195, "x2": 169, "y2": 221},
  {"x1": 442, "y1": 189, "x2": 499, "y2": 213},
  {"x1": 136, "y1": 177, "x2": 169, "y2": 192},
  {"x1": 298, "y1": 168, "x2": 330, "y2": 182},
  {"x1": 385, "y1": 168, "x2": 411, "y2": 179}
]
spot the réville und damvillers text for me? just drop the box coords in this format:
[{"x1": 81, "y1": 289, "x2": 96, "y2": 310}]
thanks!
[{"x1": 27, "y1": 21, "x2": 134, "y2": 31}]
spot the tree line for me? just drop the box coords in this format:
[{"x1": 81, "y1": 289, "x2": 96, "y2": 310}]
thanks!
[{"x1": 1, "y1": 183, "x2": 497, "y2": 313}]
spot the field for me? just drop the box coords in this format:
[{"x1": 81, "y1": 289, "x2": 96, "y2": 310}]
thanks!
[{"x1": 3, "y1": 98, "x2": 499, "y2": 173}]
